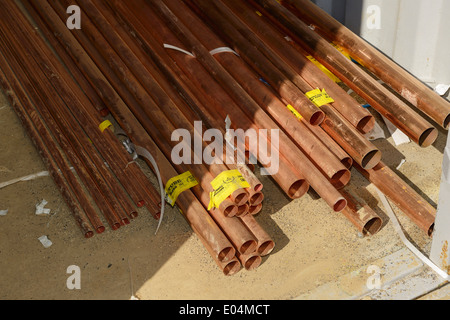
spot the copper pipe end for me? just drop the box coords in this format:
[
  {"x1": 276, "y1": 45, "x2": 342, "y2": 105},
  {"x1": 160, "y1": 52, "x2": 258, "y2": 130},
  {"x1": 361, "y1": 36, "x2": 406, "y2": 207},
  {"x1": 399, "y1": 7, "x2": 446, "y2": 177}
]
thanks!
[
  {"x1": 363, "y1": 217, "x2": 383, "y2": 236},
  {"x1": 85, "y1": 231, "x2": 95, "y2": 238},
  {"x1": 99, "y1": 108, "x2": 110, "y2": 117},
  {"x1": 136, "y1": 200, "x2": 146, "y2": 208},
  {"x1": 121, "y1": 218, "x2": 131, "y2": 225},
  {"x1": 111, "y1": 223, "x2": 121, "y2": 231},
  {"x1": 221, "y1": 258, "x2": 241, "y2": 276},
  {"x1": 217, "y1": 246, "x2": 236, "y2": 263},
  {"x1": 230, "y1": 188, "x2": 249, "y2": 206},
  {"x1": 219, "y1": 199, "x2": 238, "y2": 217},
  {"x1": 239, "y1": 239, "x2": 257, "y2": 255},
  {"x1": 153, "y1": 211, "x2": 161, "y2": 220},
  {"x1": 361, "y1": 149, "x2": 382, "y2": 170},
  {"x1": 258, "y1": 240, "x2": 275, "y2": 256},
  {"x1": 236, "y1": 203, "x2": 249, "y2": 217},
  {"x1": 330, "y1": 169, "x2": 351, "y2": 190},
  {"x1": 419, "y1": 127, "x2": 438, "y2": 148},
  {"x1": 96, "y1": 226, "x2": 106, "y2": 234},
  {"x1": 310, "y1": 109, "x2": 325, "y2": 126},
  {"x1": 129, "y1": 211, "x2": 139, "y2": 219},
  {"x1": 357, "y1": 115, "x2": 376, "y2": 134},
  {"x1": 428, "y1": 224, "x2": 435, "y2": 237},
  {"x1": 341, "y1": 157, "x2": 353, "y2": 170},
  {"x1": 287, "y1": 179, "x2": 309, "y2": 199},
  {"x1": 333, "y1": 197, "x2": 347, "y2": 212},
  {"x1": 242, "y1": 254, "x2": 262, "y2": 271},
  {"x1": 249, "y1": 203, "x2": 263, "y2": 215},
  {"x1": 249, "y1": 191, "x2": 264, "y2": 206}
]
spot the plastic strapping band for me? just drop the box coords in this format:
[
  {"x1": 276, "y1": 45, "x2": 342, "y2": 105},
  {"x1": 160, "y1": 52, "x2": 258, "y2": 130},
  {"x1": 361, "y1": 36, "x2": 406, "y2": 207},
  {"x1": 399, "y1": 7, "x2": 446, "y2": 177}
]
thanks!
[
  {"x1": 209, "y1": 47, "x2": 239, "y2": 56},
  {"x1": 99, "y1": 120, "x2": 113, "y2": 133},
  {"x1": 163, "y1": 43, "x2": 195, "y2": 57},
  {"x1": 376, "y1": 187, "x2": 449, "y2": 281}
]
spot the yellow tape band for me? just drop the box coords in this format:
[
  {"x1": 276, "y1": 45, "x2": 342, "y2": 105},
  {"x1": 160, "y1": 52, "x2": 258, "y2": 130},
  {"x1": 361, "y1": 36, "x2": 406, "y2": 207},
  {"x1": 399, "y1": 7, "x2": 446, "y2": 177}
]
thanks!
[
  {"x1": 286, "y1": 104, "x2": 303, "y2": 121},
  {"x1": 305, "y1": 88, "x2": 335, "y2": 107},
  {"x1": 306, "y1": 55, "x2": 341, "y2": 83},
  {"x1": 99, "y1": 120, "x2": 113, "y2": 133},
  {"x1": 208, "y1": 169, "x2": 250, "y2": 210},
  {"x1": 164, "y1": 171, "x2": 198, "y2": 207}
]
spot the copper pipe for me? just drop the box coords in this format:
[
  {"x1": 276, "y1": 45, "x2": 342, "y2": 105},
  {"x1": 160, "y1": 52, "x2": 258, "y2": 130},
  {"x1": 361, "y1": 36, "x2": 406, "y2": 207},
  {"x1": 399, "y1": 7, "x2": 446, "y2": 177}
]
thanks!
[
  {"x1": 192, "y1": 0, "x2": 380, "y2": 170},
  {"x1": 236, "y1": 203, "x2": 250, "y2": 218},
  {"x1": 340, "y1": 188, "x2": 383, "y2": 236},
  {"x1": 148, "y1": 0, "x2": 347, "y2": 212},
  {"x1": 30, "y1": 0, "x2": 235, "y2": 260},
  {"x1": 0, "y1": 5, "x2": 127, "y2": 230},
  {"x1": 0, "y1": 56, "x2": 98, "y2": 238},
  {"x1": 240, "y1": 214, "x2": 275, "y2": 256},
  {"x1": 236, "y1": 252, "x2": 262, "y2": 271},
  {"x1": 219, "y1": 0, "x2": 375, "y2": 134},
  {"x1": 286, "y1": 0, "x2": 450, "y2": 130},
  {"x1": 249, "y1": 192, "x2": 265, "y2": 207},
  {"x1": 355, "y1": 161, "x2": 435, "y2": 236},
  {"x1": 112, "y1": 0, "x2": 309, "y2": 201},
  {"x1": 252, "y1": 0, "x2": 438, "y2": 148},
  {"x1": 30, "y1": 0, "x2": 161, "y2": 216},
  {"x1": 171, "y1": 0, "x2": 353, "y2": 183}
]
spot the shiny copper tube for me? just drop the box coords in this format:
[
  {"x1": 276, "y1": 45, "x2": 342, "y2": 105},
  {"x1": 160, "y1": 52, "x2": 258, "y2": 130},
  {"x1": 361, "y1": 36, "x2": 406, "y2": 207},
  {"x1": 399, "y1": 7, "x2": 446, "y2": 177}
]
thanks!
[
  {"x1": 249, "y1": 203, "x2": 264, "y2": 216},
  {"x1": 219, "y1": 0, "x2": 375, "y2": 134},
  {"x1": 355, "y1": 161, "x2": 436, "y2": 236},
  {"x1": 112, "y1": 0, "x2": 309, "y2": 200},
  {"x1": 236, "y1": 252, "x2": 262, "y2": 271},
  {"x1": 252, "y1": 0, "x2": 438, "y2": 148},
  {"x1": 286, "y1": 0, "x2": 450, "y2": 130},
  {"x1": 149, "y1": 0, "x2": 347, "y2": 211}
]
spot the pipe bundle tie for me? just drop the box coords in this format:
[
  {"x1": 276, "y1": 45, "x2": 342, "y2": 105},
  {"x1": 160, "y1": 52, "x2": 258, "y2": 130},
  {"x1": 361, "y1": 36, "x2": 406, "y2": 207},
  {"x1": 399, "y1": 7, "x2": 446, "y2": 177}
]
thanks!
[
  {"x1": 208, "y1": 169, "x2": 250, "y2": 210},
  {"x1": 164, "y1": 171, "x2": 198, "y2": 207}
]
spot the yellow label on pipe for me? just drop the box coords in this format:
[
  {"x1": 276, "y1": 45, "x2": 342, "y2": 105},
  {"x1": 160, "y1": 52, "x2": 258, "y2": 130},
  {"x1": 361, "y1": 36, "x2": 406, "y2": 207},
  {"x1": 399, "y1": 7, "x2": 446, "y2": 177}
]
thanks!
[
  {"x1": 305, "y1": 88, "x2": 335, "y2": 107},
  {"x1": 208, "y1": 169, "x2": 250, "y2": 210},
  {"x1": 164, "y1": 171, "x2": 198, "y2": 207},
  {"x1": 99, "y1": 120, "x2": 114, "y2": 133},
  {"x1": 286, "y1": 104, "x2": 303, "y2": 121}
]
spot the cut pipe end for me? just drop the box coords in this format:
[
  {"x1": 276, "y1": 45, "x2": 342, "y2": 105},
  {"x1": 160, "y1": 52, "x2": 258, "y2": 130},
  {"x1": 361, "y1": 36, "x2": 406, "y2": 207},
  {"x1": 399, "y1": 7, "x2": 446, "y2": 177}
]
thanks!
[
  {"x1": 309, "y1": 110, "x2": 326, "y2": 126},
  {"x1": 357, "y1": 115, "x2": 376, "y2": 134},
  {"x1": 330, "y1": 169, "x2": 351, "y2": 190},
  {"x1": 288, "y1": 179, "x2": 309, "y2": 199},
  {"x1": 239, "y1": 240, "x2": 258, "y2": 255},
  {"x1": 218, "y1": 246, "x2": 236, "y2": 263},
  {"x1": 231, "y1": 189, "x2": 249, "y2": 206},
  {"x1": 333, "y1": 198, "x2": 347, "y2": 213},
  {"x1": 249, "y1": 191, "x2": 264, "y2": 206},
  {"x1": 96, "y1": 226, "x2": 106, "y2": 234},
  {"x1": 220, "y1": 200, "x2": 238, "y2": 217},
  {"x1": 361, "y1": 149, "x2": 382, "y2": 170},
  {"x1": 243, "y1": 255, "x2": 262, "y2": 271},
  {"x1": 236, "y1": 203, "x2": 250, "y2": 217},
  {"x1": 419, "y1": 127, "x2": 438, "y2": 148},
  {"x1": 85, "y1": 231, "x2": 95, "y2": 238},
  {"x1": 341, "y1": 157, "x2": 353, "y2": 170},
  {"x1": 258, "y1": 240, "x2": 275, "y2": 256},
  {"x1": 222, "y1": 260, "x2": 241, "y2": 276},
  {"x1": 249, "y1": 203, "x2": 263, "y2": 215},
  {"x1": 362, "y1": 217, "x2": 383, "y2": 236}
]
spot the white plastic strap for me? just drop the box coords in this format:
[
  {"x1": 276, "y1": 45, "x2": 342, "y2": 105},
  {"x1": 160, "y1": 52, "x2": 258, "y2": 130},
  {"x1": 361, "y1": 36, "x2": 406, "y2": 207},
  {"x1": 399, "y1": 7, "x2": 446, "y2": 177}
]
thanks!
[
  {"x1": 163, "y1": 44, "x2": 195, "y2": 57},
  {"x1": 209, "y1": 47, "x2": 239, "y2": 56},
  {"x1": 0, "y1": 171, "x2": 49, "y2": 189},
  {"x1": 376, "y1": 187, "x2": 449, "y2": 280}
]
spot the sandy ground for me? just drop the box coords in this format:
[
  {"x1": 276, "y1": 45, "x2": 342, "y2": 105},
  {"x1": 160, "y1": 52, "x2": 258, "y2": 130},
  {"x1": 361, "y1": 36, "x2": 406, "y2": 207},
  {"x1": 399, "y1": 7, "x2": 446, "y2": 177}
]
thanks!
[{"x1": 0, "y1": 84, "x2": 448, "y2": 300}]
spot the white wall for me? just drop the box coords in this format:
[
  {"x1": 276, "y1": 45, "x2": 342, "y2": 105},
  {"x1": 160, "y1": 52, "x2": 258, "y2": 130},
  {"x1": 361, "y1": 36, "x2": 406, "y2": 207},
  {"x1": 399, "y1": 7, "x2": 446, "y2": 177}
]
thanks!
[{"x1": 312, "y1": 0, "x2": 450, "y2": 87}]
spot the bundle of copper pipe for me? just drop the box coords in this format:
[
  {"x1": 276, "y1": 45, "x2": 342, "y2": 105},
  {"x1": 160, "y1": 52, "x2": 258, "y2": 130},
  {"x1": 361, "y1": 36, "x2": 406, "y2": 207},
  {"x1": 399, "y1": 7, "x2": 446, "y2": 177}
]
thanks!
[{"x1": 0, "y1": 0, "x2": 443, "y2": 275}]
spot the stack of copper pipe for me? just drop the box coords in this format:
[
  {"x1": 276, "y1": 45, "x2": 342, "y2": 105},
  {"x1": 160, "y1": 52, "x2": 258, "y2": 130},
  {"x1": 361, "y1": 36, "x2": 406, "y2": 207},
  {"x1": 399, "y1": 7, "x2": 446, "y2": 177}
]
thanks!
[{"x1": 0, "y1": 0, "x2": 447, "y2": 274}]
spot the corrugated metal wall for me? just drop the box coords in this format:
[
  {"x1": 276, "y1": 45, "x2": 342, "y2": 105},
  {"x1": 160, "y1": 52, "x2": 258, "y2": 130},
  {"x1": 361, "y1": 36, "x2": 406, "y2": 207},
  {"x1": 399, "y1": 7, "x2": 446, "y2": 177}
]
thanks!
[{"x1": 311, "y1": 0, "x2": 450, "y2": 87}]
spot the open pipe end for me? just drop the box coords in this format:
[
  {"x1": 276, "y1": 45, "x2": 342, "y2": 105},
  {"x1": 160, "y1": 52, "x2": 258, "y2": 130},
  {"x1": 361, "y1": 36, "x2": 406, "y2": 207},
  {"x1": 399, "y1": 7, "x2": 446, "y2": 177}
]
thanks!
[
  {"x1": 231, "y1": 189, "x2": 249, "y2": 206},
  {"x1": 218, "y1": 246, "x2": 236, "y2": 263},
  {"x1": 361, "y1": 149, "x2": 382, "y2": 170},
  {"x1": 220, "y1": 201, "x2": 238, "y2": 217},
  {"x1": 428, "y1": 223, "x2": 435, "y2": 238},
  {"x1": 243, "y1": 255, "x2": 262, "y2": 271},
  {"x1": 357, "y1": 115, "x2": 376, "y2": 134},
  {"x1": 362, "y1": 217, "x2": 383, "y2": 236},
  {"x1": 309, "y1": 110, "x2": 326, "y2": 126},
  {"x1": 443, "y1": 114, "x2": 450, "y2": 130},
  {"x1": 249, "y1": 203, "x2": 263, "y2": 215},
  {"x1": 222, "y1": 260, "x2": 241, "y2": 276},
  {"x1": 239, "y1": 240, "x2": 257, "y2": 255},
  {"x1": 111, "y1": 223, "x2": 121, "y2": 231},
  {"x1": 85, "y1": 231, "x2": 95, "y2": 239},
  {"x1": 333, "y1": 198, "x2": 347, "y2": 213},
  {"x1": 419, "y1": 127, "x2": 438, "y2": 148},
  {"x1": 258, "y1": 240, "x2": 275, "y2": 256},
  {"x1": 341, "y1": 156, "x2": 354, "y2": 170},
  {"x1": 249, "y1": 192, "x2": 264, "y2": 206},
  {"x1": 236, "y1": 203, "x2": 249, "y2": 217},
  {"x1": 330, "y1": 169, "x2": 351, "y2": 190},
  {"x1": 254, "y1": 183, "x2": 263, "y2": 193},
  {"x1": 288, "y1": 179, "x2": 309, "y2": 199},
  {"x1": 96, "y1": 226, "x2": 106, "y2": 234}
]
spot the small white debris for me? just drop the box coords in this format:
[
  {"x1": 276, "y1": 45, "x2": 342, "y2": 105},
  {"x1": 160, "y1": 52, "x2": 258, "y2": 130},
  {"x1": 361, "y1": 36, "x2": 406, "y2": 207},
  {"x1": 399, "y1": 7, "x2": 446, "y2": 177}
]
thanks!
[
  {"x1": 396, "y1": 159, "x2": 407, "y2": 170},
  {"x1": 435, "y1": 84, "x2": 450, "y2": 96},
  {"x1": 38, "y1": 235, "x2": 53, "y2": 248},
  {"x1": 0, "y1": 209, "x2": 8, "y2": 216},
  {"x1": 35, "y1": 199, "x2": 51, "y2": 215}
]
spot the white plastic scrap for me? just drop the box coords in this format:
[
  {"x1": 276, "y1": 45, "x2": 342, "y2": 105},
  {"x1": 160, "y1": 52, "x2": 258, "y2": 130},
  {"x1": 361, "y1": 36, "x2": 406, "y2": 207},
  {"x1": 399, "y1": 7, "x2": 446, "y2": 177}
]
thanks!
[
  {"x1": 38, "y1": 235, "x2": 53, "y2": 248},
  {"x1": 435, "y1": 84, "x2": 450, "y2": 96},
  {"x1": 364, "y1": 120, "x2": 386, "y2": 141},
  {"x1": 35, "y1": 199, "x2": 51, "y2": 215},
  {"x1": 0, "y1": 209, "x2": 8, "y2": 216}
]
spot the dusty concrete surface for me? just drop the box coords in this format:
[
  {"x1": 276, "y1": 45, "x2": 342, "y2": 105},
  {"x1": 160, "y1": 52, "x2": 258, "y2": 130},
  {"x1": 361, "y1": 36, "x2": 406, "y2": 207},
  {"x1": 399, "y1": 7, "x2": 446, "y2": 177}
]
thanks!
[{"x1": 0, "y1": 86, "x2": 447, "y2": 300}]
